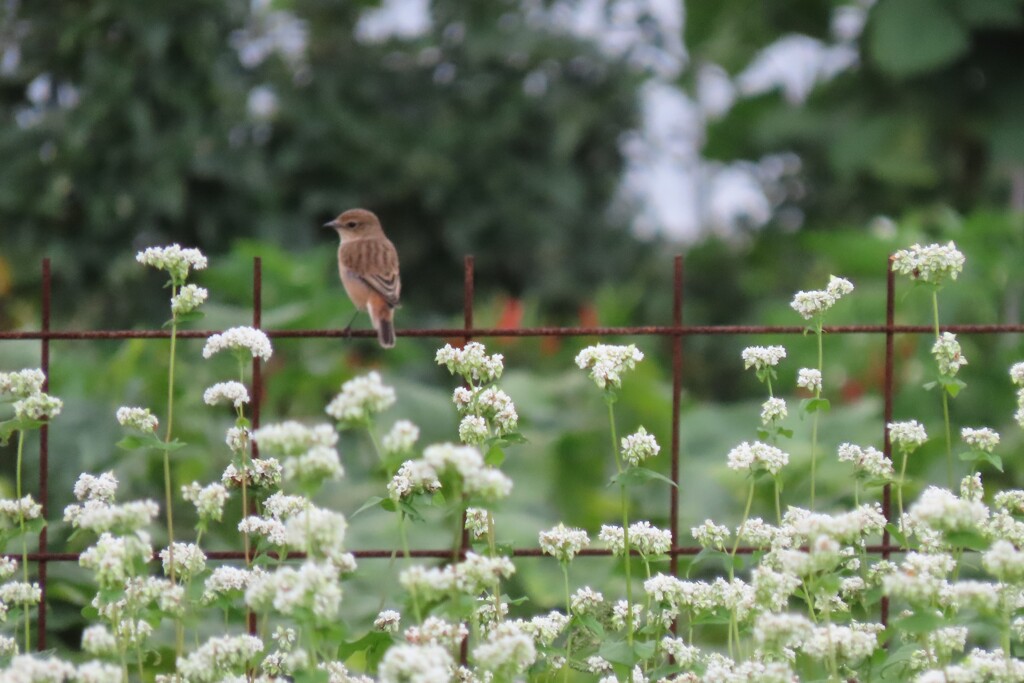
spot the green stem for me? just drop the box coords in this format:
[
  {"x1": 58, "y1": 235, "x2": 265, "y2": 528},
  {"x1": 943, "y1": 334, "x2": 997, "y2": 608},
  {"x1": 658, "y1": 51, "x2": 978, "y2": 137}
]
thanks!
[
  {"x1": 398, "y1": 513, "x2": 422, "y2": 623},
  {"x1": 729, "y1": 482, "x2": 756, "y2": 581},
  {"x1": 562, "y1": 562, "x2": 572, "y2": 683},
  {"x1": 810, "y1": 320, "x2": 823, "y2": 510},
  {"x1": 16, "y1": 429, "x2": 30, "y2": 652},
  {"x1": 897, "y1": 449, "x2": 908, "y2": 525},
  {"x1": 164, "y1": 292, "x2": 178, "y2": 586},
  {"x1": 932, "y1": 291, "x2": 953, "y2": 488},
  {"x1": 607, "y1": 399, "x2": 634, "y2": 647},
  {"x1": 773, "y1": 477, "x2": 782, "y2": 526}
]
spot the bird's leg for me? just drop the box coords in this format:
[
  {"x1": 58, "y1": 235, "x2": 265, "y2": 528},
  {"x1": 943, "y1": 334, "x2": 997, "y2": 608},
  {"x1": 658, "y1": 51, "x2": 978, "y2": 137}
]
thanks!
[{"x1": 342, "y1": 310, "x2": 360, "y2": 336}]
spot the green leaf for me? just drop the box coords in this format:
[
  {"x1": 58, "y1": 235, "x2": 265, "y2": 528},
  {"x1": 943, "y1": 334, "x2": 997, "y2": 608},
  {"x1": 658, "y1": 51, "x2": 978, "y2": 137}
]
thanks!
[
  {"x1": 885, "y1": 523, "x2": 908, "y2": 549},
  {"x1": 945, "y1": 530, "x2": 989, "y2": 551},
  {"x1": 117, "y1": 434, "x2": 157, "y2": 450},
  {"x1": 804, "y1": 398, "x2": 831, "y2": 414},
  {"x1": 609, "y1": 467, "x2": 677, "y2": 489},
  {"x1": 869, "y1": 0, "x2": 970, "y2": 78},
  {"x1": 941, "y1": 377, "x2": 966, "y2": 397},
  {"x1": 598, "y1": 639, "x2": 636, "y2": 666},
  {"x1": 484, "y1": 444, "x2": 505, "y2": 467},
  {"x1": 353, "y1": 496, "x2": 385, "y2": 517}
]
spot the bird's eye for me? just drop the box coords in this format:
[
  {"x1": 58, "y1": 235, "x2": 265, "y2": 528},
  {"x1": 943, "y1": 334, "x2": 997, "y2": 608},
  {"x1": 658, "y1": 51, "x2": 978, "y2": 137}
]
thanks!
[{"x1": 346, "y1": 221, "x2": 357, "y2": 228}]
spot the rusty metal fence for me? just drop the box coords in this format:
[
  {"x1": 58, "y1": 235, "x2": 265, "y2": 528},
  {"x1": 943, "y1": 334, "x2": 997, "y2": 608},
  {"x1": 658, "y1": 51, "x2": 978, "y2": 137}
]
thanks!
[{"x1": 3, "y1": 254, "x2": 1024, "y2": 651}]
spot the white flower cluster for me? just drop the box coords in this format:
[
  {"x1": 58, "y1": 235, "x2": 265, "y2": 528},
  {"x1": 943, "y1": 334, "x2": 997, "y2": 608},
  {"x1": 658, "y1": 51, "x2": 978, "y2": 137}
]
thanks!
[
  {"x1": 574, "y1": 344, "x2": 644, "y2": 390},
  {"x1": 160, "y1": 542, "x2": 207, "y2": 581},
  {"x1": 797, "y1": 368, "x2": 822, "y2": 393},
  {"x1": 79, "y1": 532, "x2": 154, "y2": 589},
  {"x1": 382, "y1": 420, "x2": 419, "y2": 455},
  {"x1": 251, "y1": 421, "x2": 343, "y2": 486},
  {"x1": 891, "y1": 241, "x2": 965, "y2": 285},
  {"x1": 374, "y1": 609, "x2": 401, "y2": 632},
  {"x1": 181, "y1": 481, "x2": 229, "y2": 521},
  {"x1": 246, "y1": 561, "x2": 343, "y2": 623},
  {"x1": 0, "y1": 496, "x2": 42, "y2": 523},
  {"x1": 379, "y1": 643, "x2": 454, "y2": 683},
  {"x1": 12, "y1": 391, "x2": 63, "y2": 421},
  {"x1": 472, "y1": 621, "x2": 537, "y2": 674},
  {"x1": 400, "y1": 553, "x2": 515, "y2": 603},
  {"x1": 436, "y1": 342, "x2": 505, "y2": 385},
  {"x1": 170, "y1": 283, "x2": 208, "y2": 315},
  {"x1": 325, "y1": 371, "x2": 396, "y2": 426},
  {"x1": 620, "y1": 426, "x2": 660, "y2": 466},
  {"x1": 175, "y1": 634, "x2": 263, "y2": 682},
  {"x1": 222, "y1": 456, "x2": 282, "y2": 490},
  {"x1": 404, "y1": 616, "x2": 468, "y2": 649},
  {"x1": 790, "y1": 275, "x2": 854, "y2": 320},
  {"x1": 539, "y1": 523, "x2": 591, "y2": 563},
  {"x1": 116, "y1": 406, "x2": 158, "y2": 432},
  {"x1": 1012, "y1": 362, "x2": 1024, "y2": 427},
  {"x1": 888, "y1": 420, "x2": 928, "y2": 451},
  {"x1": 452, "y1": 385, "x2": 519, "y2": 441},
  {"x1": 63, "y1": 498, "x2": 159, "y2": 535},
  {"x1": 726, "y1": 441, "x2": 790, "y2": 475},
  {"x1": 392, "y1": 443, "x2": 512, "y2": 501},
  {"x1": 203, "y1": 326, "x2": 273, "y2": 361},
  {"x1": 741, "y1": 345, "x2": 787, "y2": 371},
  {"x1": 691, "y1": 519, "x2": 730, "y2": 550},
  {"x1": 203, "y1": 381, "x2": 250, "y2": 408},
  {"x1": 961, "y1": 427, "x2": 999, "y2": 453},
  {"x1": 0, "y1": 369, "x2": 45, "y2": 399},
  {"x1": 388, "y1": 459, "x2": 442, "y2": 501},
  {"x1": 599, "y1": 522, "x2": 672, "y2": 557},
  {"x1": 136, "y1": 244, "x2": 208, "y2": 283},
  {"x1": 907, "y1": 487, "x2": 988, "y2": 534},
  {"x1": 760, "y1": 397, "x2": 787, "y2": 425},
  {"x1": 931, "y1": 332, "x2": 967, "y2": 376},
  {"x1": 202, "y1": 566, "x2": 261, "y2": 604},
  {"x1": 883, "y1": 552, "x2": 955, "y2": 604},
  {"x1": 837, "y1": 442, "x2": 894, "y2": 481},
  {"x1": 283, "y1": 506, "x2": 348, "y2": 563}
]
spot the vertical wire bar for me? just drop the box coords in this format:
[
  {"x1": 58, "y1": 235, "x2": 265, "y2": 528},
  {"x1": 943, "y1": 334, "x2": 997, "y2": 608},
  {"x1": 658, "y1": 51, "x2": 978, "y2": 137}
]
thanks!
[
  {"x1": 881, "y1": 258, "x2": 896, "y2": 627},
  {"x1": 247, "y1": 256, "x2": 263, "y2": 637},
  {"x1": 37, "y1": 259, "x2": 51, "y2": 650},
  {"x1": 669, "y1": 255, "x2": 683, "y2": 580}
]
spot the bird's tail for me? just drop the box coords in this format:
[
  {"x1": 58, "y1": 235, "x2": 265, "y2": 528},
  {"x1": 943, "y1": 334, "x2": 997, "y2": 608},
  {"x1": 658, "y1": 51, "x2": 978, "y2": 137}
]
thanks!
[{"x1": 369, "y1": 299, "x2": 396, "y2": 348}]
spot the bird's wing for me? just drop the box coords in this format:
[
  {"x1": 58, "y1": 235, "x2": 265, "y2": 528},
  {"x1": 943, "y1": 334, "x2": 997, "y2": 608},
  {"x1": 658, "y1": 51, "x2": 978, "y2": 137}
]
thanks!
[{"x1": 340, "y1": 238, "x2": 401, "y2": 308}]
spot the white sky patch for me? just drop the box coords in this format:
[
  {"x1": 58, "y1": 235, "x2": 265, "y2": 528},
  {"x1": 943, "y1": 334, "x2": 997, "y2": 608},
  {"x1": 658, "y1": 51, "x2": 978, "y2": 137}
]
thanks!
[{"x1": 356, "y1": 0, "x2": 432, "y2": 44}]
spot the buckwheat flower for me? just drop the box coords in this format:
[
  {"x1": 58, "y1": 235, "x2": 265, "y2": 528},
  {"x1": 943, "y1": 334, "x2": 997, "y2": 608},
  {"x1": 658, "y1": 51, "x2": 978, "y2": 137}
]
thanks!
[
  {"x1": 82, "y1": 625, "x2": 117, "y2": 656},
  {"x1": 325, "y1": 371, "x2": 396, "y2": 425},
  {"x1": 995, "y1": 490, "x2": 1024, "y2": 515},
  {"x1": 160, "y1": 542, "x2": 206, "y2": 581},
  {"x1": 452, "y1": 386, "x2": 474, "y2": 411},
  {"x1": 621, "y1": 426, "x2": 660, "y2": 466},
  {"x1": 203, "y1": 381, "x2": 250, "y2": 408},
  {"x1": 246, "y1": 561, "x2": 342, "y2": 622},
  {"x1": 0, "y1": 495, "x2": 41, "y2": 522},
  {"x1": 458, "y1": 553, "x2": 516, "y2": 594},
  {"x1": 727, "y1": 441, "x2": 789, "y2": 475},
  {"x1": 790, "y1": 289, "x2": 834, "y2": 320},
  {"x1": 837, "y1": 443, "x2": 894, "y2": 480},
  {"x1": 760, "y1": 397, "x2": 788, "y2": 425},
  {"x1": 598, "y1": 524, "x2": 626, "y2": 555},
  {"x1": 892, "y1": 241, "x2": 965, "y2": 285},
  {"x1": 0, "y1": 369, "x2": 45, "y2": 399},
  {"x1": 176, "y1": 634, "x2": 263, "y2": 682},
  {"x1": 115, "y1": 406, "x2": 158, "y2": 433},
  {"x1": 375, "y1": 609, "x2": 401, "y2": 633},
  {"x1": 737, "y1": 517, "x2": 777, "y2": 547},
  {"x1": 170, "y1": 283, "x2": 208, "y2": 315},
  {"x1": 797, "y1": 368, "x2": 822, "y2": 393},
  {"x1": 907, "y1": 487, "x2": 987, "y2": 534},
  {"x1": 800, "y1": 623, "x2": 878, "y2": 665},
  {"x1": 0, "y1": 557, "x2": 17, "y2": 581},
  {"x1": 239, "y1": 516, "x2": 286, "y2": 546},
  {"x1": 63, "y1": 499, "x2": 159, "y2": 534},
  {"x1": 754, "y1": 612, "x2": 814, "y2": 653},
  {"x1": 320, "y1": 662, "x2": 374, "y2": 683},
  {"x1": 475, "y1": 387, "x2": 519, "y2": 435},
  {"x1": 752, "y1": 566, "x2": 802, "y2": 612},
  {"x1": 884, "y1": 552, "x2": 955, "y2": 604},
  {"x1": 960, "y1": 473, "x2": 984, "y2": 502},
  {"x1": 13, "y1": 391, "x2": 62, "y2": 420},
  {"x1": 76, "y1": 660, "x2": 125, "y2": 683},
  {"x1": 458, "y1": 509, "x2": 487, "y2": 540},
  {"x1": 181, "y1": 481, "x2": 229, "y2": 522},
  {"x1": 79, "y1": 532, "x2": 153, "y2": 587},
  {"x1": 630, "y1": 521, "x2": 672, "y2": 556},
  {"x1": 691, "y1": 519, "x2": 730, "y2": 550},
  {"x1": 252, "y1": 421, "x2": 336, "y2": 456},
  {"x1": 741, "y1": 345, "x2": 786, "y2": 371},
  {"x1": 405, "y1": 617, "x2": 469, "y2": 649},
  {"x1": 283, "y1": 445, "x2": 344, "y2": 485},
  {"x1": 983, "y1": 540, "x2": 1024, "y2": 583},
  {"x1": 539, "y1": 523, "x2": 590, "y2": 563},
  {"x1": 1011, "y1": 362, "x2": 1024, "y2": 387},
  {"x1": 575, "y1": 344, "x2": 644, "y2": 390},
  {"x1": 136, "y1": 244, "x2": 208, "y2": 282},
  {"x1": 459, "y1": 415, "x2": 489, "y2": 445},
  {"x1": 399, "y1": 565, "x2": 455, "y2": 603},
  {"x1": 989, "y1": 512, "x2": 1024, "y2": 548},
  {"x1": 571, "y1": 586, "x2": 605, "y2": 615},
  {"x1": 202, "y1": 566, "x2": 259, "y2": 604},
  {"x1": 2, "y1": 655, "x2": 76, "y2": 682},
  {"x1": 961, "y1": 426, "x2": 999, "y2": 453},
  {"x1": 464, "y1": 465, "x2": 513, "y2": 500},
  {"x1": 382, "y1": 420, "x2": 420, "y2": 455},
  {"x1": 0, "y1": 582, "x2": 40, "y2": 606},
  {"x1": 222, "y1": 457, "x2": 282, "y2": 490},
  {"x1": 611, "y1": 600, "x2": 646, "y2": 631},
  {"x1": 932, "y1": 332, "x2": 967, "y2": 376},
  {"x1": 527, "y1": 611, "x2": 569, "y2": 646},
  {"x1": 473, "y1": 622, "x2": 536, "y2": 674},
  {"x1": 388, "y1": 459, "x2": 441, "y2": 501},
  {"x1": 283, "y1": 507, "x2": 347, "y2": 562},
  {"x1": 586, "y1": 656, "x2": 613, "y2": 674},
  {"x1": 888, "y1": 420, "x2": 928, "y2": 450},
  {"x1": 436, "y1": 342, "x2": 505, "y2": 384},
  {"x1": 379, "y1": 643, "x2": 453, "y2": 683},
  {"x1": 203, "y1": 326, "x2": 273, "y2": 361}
]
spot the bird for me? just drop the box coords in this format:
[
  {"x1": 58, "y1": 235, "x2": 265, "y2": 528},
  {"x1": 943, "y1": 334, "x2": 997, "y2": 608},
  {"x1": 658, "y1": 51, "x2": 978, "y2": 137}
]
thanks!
[{"x1": 324, "y1": 208, "x2": 401, "y2": 348}]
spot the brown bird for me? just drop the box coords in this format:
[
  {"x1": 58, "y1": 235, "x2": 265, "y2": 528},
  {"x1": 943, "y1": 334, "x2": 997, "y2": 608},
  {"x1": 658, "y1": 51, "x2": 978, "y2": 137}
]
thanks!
[{"x1": 324, "y1": 208, "x2": 401, "y2": 348}]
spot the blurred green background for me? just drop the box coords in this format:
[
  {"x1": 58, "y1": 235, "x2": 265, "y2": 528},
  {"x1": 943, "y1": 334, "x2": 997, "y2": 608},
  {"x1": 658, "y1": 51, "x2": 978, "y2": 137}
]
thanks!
[{"x1": 2, "y1": 0, "x2": 1024, "y2": 658}]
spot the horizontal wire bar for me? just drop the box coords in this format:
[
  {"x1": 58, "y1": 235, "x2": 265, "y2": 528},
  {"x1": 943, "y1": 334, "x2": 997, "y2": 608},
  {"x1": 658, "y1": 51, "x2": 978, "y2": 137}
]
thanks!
[
  {"x1": 6, "y1": 543, "x2": 911, "y2": 563},
  {"x1": 2, "y1": 323, "x2": 1023, "y2": 341}
]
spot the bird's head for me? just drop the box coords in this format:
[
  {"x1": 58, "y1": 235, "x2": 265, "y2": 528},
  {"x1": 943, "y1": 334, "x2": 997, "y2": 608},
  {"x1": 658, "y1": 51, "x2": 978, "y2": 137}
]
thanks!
[{"x1": 324, "y1": 208, "x2": 382, "y2": 237}]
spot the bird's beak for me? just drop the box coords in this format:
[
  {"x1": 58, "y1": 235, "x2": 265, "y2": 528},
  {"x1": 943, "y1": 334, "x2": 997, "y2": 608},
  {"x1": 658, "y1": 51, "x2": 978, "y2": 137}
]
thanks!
[{"x1": 323, "y1": 221, "x2": 338, "y2": 230}]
